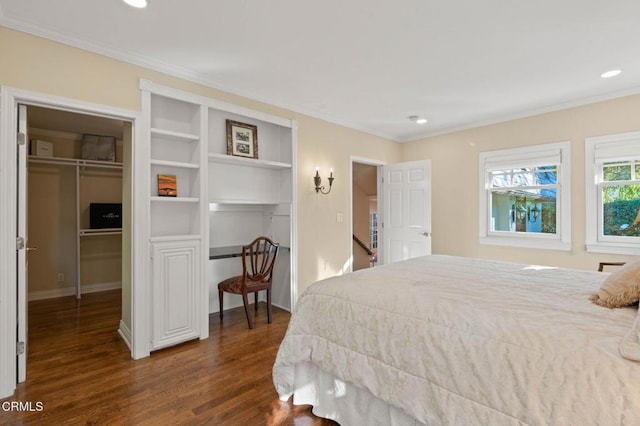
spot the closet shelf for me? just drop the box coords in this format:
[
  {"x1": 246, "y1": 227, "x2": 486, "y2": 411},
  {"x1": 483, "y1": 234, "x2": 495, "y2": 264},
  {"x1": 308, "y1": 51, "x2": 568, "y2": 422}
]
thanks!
[{"x1": 208, "y1": 153, "x2": 291, "y2": 170}]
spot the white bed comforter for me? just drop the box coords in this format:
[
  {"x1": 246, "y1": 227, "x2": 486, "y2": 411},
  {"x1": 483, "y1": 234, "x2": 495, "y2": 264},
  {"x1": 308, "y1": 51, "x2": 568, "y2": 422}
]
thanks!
[{"x1": 273, "y1": 255, "x2": 640, "y2": 425}]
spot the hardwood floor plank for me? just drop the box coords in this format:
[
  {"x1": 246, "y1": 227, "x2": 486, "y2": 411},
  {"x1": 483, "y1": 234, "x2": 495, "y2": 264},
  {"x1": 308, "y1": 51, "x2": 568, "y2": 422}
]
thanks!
[{"x1": 1, "y1": 290, "x2": 338, "y2": 425}]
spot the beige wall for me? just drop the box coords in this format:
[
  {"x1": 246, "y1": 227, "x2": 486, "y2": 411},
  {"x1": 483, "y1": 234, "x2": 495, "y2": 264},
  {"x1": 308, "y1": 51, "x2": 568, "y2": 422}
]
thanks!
[
  {"x1": 401, "y1": 95, "x2": 640, "y2": 270},
  {"x1": 295, "y1": 118, "x2": 399, "y2": 293},
  {"x1": 27, "y1": 163, "x2": 77, "y2": 292},
  {"x1": 0, "y1": 27, "x2": 399, "y2": 297}
]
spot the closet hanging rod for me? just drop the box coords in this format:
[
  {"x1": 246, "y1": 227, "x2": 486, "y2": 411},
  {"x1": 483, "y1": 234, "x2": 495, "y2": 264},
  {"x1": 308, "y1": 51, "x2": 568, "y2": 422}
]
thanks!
[{"x1": 28, "y1": 156, "x2": 122, "y2": 169}]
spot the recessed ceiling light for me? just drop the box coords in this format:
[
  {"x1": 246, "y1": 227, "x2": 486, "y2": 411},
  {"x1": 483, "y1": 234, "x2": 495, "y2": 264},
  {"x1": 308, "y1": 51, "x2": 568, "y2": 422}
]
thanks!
[
  {"x1": 123, "y1": 0, "x2": 147, "y2": 8},
  {"x1": 409, "y1": 115, "x2": 428, "y2": 124},
  {"x1": 601, "y1": 69, "x2": 621, "y2": 79}
]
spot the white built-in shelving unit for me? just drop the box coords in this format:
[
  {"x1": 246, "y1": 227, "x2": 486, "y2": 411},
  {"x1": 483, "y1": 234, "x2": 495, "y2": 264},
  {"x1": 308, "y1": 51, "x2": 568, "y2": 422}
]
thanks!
[
  {"x1": 140, "y1": 79, "x2": 296, "y2": 350},
  {"x1": 142, "y1": 83, "x2": 207, "y2": 350}
]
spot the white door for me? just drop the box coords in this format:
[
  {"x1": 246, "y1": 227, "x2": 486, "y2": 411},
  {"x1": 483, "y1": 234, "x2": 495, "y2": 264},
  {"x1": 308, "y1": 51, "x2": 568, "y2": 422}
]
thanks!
[
  {"x1": 381, "y1": 160, "x2": 431, "y2": 264},
  {"x1": 17, "y1": 104, "x2": 28, "y2": 382}
]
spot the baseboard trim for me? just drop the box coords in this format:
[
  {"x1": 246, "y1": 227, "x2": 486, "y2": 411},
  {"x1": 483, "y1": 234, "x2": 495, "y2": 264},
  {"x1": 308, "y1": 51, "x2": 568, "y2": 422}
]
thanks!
[
  {"x1": 272, "y1": 302, "x2": 291, "y2": 313},
  {"x1": 118, "y1": 320, "x2": 132, "y2": 351},
  {"x1": 28, "y1": 281, "x2": 122, "y2": 301},
  {"x1": 82, "y1": 281, "x2": 122, "y2": 295}
]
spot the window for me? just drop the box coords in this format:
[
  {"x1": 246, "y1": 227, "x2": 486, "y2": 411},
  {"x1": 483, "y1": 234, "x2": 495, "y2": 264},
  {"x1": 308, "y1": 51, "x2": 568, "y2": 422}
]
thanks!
[
  {"x1": 585, "y1": 131, "x2": 640, "y2": 255},
  {"x1": 479, "y1": 142, "x2": 571, "y2": 250},
  {"x1": 370, "y1": 212, "x2": 378, "y2": 250}
]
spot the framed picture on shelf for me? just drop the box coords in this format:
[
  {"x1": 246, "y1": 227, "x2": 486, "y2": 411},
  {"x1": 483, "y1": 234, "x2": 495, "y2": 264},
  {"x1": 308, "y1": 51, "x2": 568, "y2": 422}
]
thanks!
[
  {"x1": 226, "y1": 119, "x2": 258, "y2": 159},
  {"x1": 81, "y1": 134, "x2": 116, "y2": 162},
  {"x1": 157, "y1": 174, "x2": 177, "y2": 197}
]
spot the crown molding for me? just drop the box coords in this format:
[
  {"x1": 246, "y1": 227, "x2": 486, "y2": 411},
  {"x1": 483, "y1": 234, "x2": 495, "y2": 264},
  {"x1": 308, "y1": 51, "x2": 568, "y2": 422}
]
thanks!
[{"x1": 397, "y1": 85, "x2": 640, "y2": 143}]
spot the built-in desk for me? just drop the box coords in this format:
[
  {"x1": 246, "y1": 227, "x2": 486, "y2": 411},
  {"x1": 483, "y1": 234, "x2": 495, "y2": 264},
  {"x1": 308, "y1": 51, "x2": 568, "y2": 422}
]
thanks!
[
  {"x1": 209, "y1": 245, "x2": 289, "y2": 260},
  {"x1": 209, "y1": 246, "x2": 244, "y2": 260}
]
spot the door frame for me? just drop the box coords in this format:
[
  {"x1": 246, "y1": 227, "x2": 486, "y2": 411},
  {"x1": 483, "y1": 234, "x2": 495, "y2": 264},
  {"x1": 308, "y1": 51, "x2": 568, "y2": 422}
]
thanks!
[
  {"x1": 349, "y1": 156, "x2": 386, "y2": 273},
  {"x1": 0, "y1": 86, "x2": 146, "y2": 399}
]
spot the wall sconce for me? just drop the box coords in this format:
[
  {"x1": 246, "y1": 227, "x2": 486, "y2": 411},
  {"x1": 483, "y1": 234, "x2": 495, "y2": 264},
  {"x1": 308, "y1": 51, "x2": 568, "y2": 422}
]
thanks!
[
  {"x1": 314, "y1": 167, "x2": 335, "y2": 194},
  {"x1": 528, "y1": 205, "x2": 540, "y2": 222},
  {"x1": 511, "y1": 203, "x2": 527, "y2": 221}
]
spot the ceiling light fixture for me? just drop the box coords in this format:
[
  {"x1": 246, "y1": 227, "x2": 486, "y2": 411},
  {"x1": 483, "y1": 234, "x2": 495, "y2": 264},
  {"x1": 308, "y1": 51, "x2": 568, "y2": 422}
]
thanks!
[
  {"x1": 600, "y1": 69, "x2": 621, "y2": 79},
  {"x1": 123, "y1": 0, "x2": 148, "y2": 8},
  {"x1": 409, "y1": 115, "x2": 428, "y2": 124}
]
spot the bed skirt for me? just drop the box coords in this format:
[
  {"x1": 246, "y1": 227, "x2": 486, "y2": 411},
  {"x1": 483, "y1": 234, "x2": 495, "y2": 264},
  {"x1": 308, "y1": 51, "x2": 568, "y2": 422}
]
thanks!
[{"x1": 284, "y1": 361, "x2": 424, "y2": 426}]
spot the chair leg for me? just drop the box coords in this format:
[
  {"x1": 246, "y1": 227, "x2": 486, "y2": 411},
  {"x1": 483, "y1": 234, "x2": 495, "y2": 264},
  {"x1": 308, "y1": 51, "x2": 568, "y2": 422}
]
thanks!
[
  {"x1": 267, "y1": 288, "x2": 272, "y2": 324},
  {"x1": 218, "y1": 290, "x2": 224, "y2": 320},
  {"x1": 254, "y1": 292, "x2": 259, "y2": 312},
  {"x1": 242, "y1": 292, "x2": 253, "y2": 329}
]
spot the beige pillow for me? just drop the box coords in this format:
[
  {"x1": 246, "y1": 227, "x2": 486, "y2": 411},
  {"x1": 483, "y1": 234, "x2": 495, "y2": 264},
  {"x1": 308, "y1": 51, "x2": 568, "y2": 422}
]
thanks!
[{"x1": 590, "y1": 259, "x2": 640, "y2": 308}]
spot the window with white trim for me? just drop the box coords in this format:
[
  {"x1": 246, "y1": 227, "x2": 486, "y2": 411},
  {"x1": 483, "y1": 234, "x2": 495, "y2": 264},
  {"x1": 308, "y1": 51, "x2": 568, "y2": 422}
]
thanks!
[
  {"x1": 479, "y1": 142, "x2": 571, "y2": 250},
  {"x1": 585, "y1": 131, "x2": 640, "y2": 255},
  {"x1": 370, "y1": 212, "x2": 378, "y2": 250}
]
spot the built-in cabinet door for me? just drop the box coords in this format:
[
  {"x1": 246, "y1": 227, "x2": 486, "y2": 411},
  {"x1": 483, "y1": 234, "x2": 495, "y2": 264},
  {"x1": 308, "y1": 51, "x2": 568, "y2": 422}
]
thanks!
[{"x1": 151, "y1": 239, "x2": 200, "y2": 350}]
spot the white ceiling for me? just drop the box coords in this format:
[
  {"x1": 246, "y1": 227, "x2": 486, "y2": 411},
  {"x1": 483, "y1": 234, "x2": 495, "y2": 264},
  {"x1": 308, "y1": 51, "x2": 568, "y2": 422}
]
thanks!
[{"x1": 2, "y1": 0, "x2": 640, "y2": 142}]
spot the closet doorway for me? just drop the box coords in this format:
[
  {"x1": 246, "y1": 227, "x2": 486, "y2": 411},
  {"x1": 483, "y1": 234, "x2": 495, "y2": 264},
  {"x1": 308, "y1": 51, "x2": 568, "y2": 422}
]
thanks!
[{"x1": 24, "y1": 105, "x2": 130, "y2": 378}]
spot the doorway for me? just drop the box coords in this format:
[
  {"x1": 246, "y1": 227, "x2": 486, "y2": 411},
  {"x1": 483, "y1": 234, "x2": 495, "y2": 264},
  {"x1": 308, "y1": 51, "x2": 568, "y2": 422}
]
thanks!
[
  {"x1": 27, "y1": 106, "x2": 126, "y2": 300},
  {"x1": 0, "y1": 86, "x2": 140, "y2": 399},
  {"x1": 23, "y1": 105, "x2": 129, "y2": 380},
  {"x1": 350, "y1": 158, "x2": 433, "y2": 273},
  {"x1": 351, "y1": 160, "x2": 381, "y2": 271},
  {"x1": 0, "y1": 86, "x2": 146, "y2": 398}
]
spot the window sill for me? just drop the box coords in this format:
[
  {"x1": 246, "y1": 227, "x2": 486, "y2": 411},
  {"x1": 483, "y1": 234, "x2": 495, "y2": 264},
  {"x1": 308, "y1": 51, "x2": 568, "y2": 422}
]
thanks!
[
  {"x1": 480, "y1": 236, "x2": 571, "y2": 251},
  {"x1": 585, "y1": 243, "x2": 640, "y2": 256}
]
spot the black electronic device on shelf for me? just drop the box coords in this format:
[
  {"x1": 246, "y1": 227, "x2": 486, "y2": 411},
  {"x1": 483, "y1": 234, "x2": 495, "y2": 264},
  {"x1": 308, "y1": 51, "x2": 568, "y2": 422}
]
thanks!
[{"x1": 89, "y1": 203, "x2": 122, "y2": 229}]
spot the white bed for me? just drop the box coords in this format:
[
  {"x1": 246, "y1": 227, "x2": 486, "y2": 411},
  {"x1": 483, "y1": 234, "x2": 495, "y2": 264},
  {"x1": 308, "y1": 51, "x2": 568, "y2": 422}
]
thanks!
[{"x1": 273, "y1": 255, "x2": 640, "y2": 425}]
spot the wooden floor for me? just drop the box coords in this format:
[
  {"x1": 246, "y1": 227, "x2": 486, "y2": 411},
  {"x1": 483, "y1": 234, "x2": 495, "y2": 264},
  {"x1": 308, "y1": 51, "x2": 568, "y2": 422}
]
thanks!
[{"x1": 1, "y1": 290, "x2": 338, "y2": 425}]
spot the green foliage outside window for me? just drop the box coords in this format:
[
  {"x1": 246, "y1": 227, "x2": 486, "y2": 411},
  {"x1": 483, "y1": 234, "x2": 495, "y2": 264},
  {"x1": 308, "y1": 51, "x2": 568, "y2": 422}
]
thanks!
[
  {"x1": 603, "y1": 195, "x2": 640, "y2": 236},
  {"x1": 540, "y1": 202, "x2": 557, "y2": 234},
  {"x1": 602, "y1": 161, "x2": 640, "y2": 237}
]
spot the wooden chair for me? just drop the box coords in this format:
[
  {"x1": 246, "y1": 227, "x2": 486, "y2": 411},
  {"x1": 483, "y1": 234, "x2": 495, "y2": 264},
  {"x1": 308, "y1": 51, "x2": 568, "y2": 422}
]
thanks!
[
  {"x1": 598, "y1": 261, "x2": 626, "y2": 272},
  {"x1": 218, "y1": 236, "x2": 280, "y2": 329}
]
